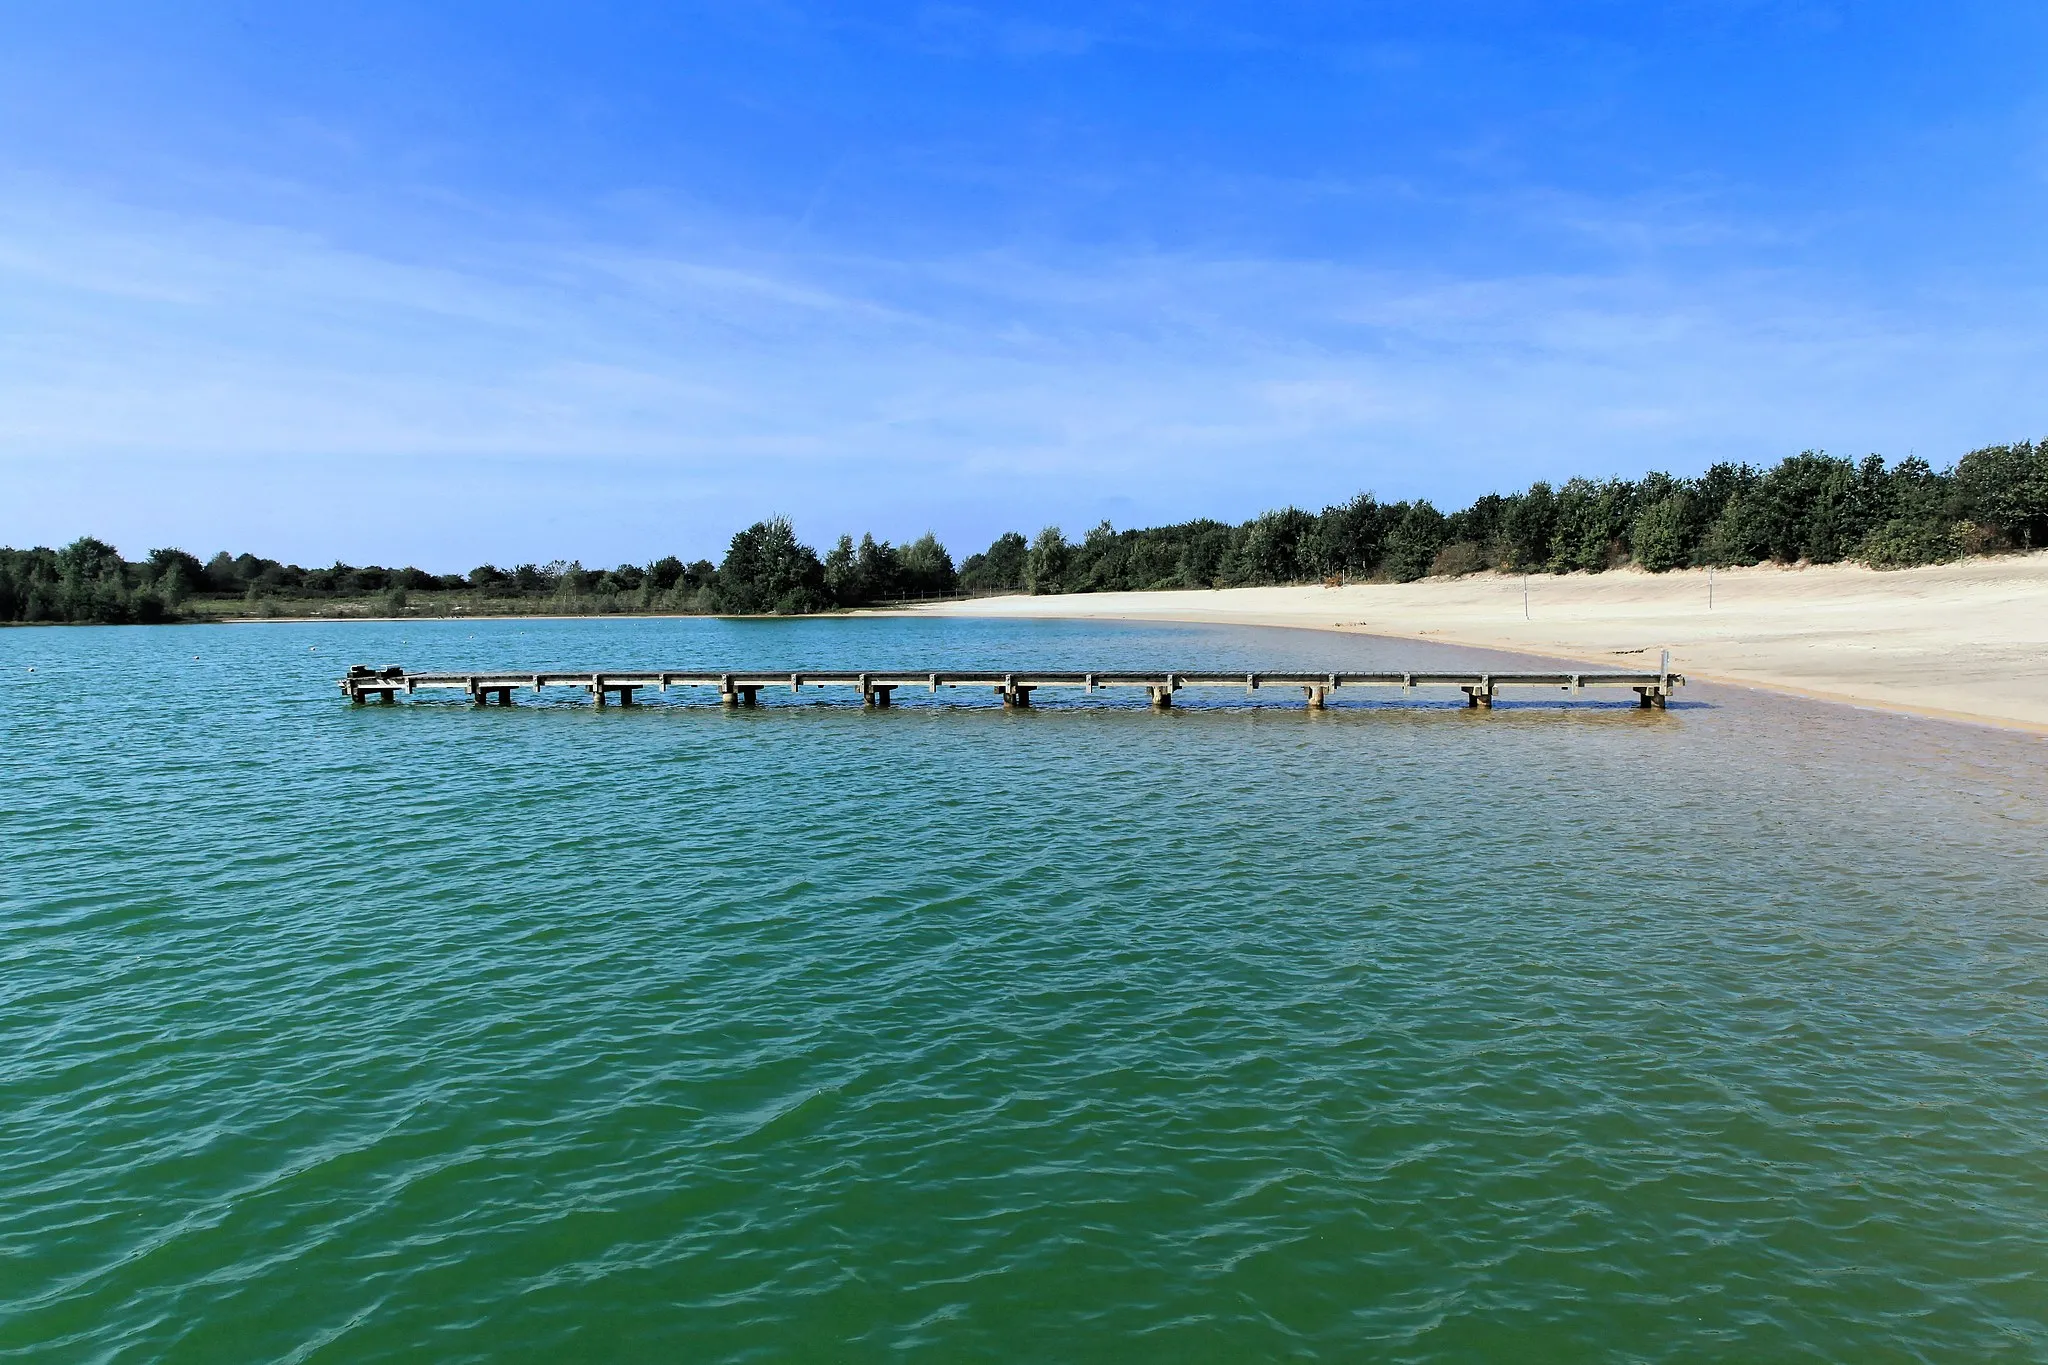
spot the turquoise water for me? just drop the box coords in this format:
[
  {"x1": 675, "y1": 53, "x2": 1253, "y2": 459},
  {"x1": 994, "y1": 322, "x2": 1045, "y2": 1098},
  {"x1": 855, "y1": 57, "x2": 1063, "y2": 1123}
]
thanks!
[{"x1": 4, "y1": 615, "x2": 2046, "y2": 1361}]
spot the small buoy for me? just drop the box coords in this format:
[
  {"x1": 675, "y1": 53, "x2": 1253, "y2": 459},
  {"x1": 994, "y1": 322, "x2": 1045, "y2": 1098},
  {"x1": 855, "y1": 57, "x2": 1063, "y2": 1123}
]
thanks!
[{"x1": 25, "y1": 667, "x2": 32, "y2": 673}]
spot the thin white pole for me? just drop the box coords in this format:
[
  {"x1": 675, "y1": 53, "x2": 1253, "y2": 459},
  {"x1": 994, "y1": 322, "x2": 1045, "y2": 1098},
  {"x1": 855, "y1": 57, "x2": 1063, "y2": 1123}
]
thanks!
[
  {"x1": 1523, "y1": 574, "x2": 1529, "y2": 619},
  {"x1": 1708, "y1": 566, "x2": 1714, "y2": 610}
]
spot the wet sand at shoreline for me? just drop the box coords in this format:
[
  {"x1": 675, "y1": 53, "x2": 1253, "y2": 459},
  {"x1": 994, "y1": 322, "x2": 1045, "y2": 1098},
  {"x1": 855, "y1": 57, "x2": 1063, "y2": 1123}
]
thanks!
[{"x1": 906, "y1": 552, "x2": 2048, "y2": 734}]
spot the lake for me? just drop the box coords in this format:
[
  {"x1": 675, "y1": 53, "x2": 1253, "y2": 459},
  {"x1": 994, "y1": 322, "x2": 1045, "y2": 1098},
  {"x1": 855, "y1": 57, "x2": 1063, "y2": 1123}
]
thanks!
[{"x1": 4, "y1": 614, "x2": 2045, "y2": 1361}]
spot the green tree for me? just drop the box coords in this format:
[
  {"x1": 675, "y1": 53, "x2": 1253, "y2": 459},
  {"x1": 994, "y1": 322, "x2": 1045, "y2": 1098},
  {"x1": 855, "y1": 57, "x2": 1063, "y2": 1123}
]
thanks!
[
  {"x1": 717, "y1": 517, "x2": 827, "y2": 613},
  {"x1": 1025, "y1": 526, "x2": 1070, "y2": 594},
  {"x1": 1630, "y1": 494, "x2": 1694, "y2": 572},
  {"x1": 1702, "y1": 492, "x2": 1769, "y2": 566},
  {"x1": 899, "y1": 533, "x2": 957, "y2": 597},
  {"x1": 1955, "y1": 439, "x2": 2048, "y2": 547},
  {"x1": 1233, "y1": 507, "x2": 1315, "y2": 584},
  {"x1": 959, "y1": 532, "x2": 1027, "y2": 593},
  {"x1": 1499, "y1": 481, "x2": 1558, "y2": 571},
  {"x1": 1547, "y1": 478, "x2": 1634, "y2": 573},
  {"x1": 1383, "y1": 502, "x2": 1448, "y2": 582},
  {"x1": 1755, "y1": 451, "x2": 1858, "y2": 562}
]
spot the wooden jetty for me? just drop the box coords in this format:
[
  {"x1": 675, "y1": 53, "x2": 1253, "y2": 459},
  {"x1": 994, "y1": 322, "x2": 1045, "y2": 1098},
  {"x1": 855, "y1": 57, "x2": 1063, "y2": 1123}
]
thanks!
[{"x1": 342, "y1": 665, "x2": 1684, "y2": 710}]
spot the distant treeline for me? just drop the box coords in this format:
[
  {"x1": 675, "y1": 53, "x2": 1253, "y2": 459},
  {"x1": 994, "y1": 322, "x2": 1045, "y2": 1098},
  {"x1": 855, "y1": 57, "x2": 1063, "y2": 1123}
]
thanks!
[{"x1": 6, "y1": 441, "x2": 2045, "y2": 624}]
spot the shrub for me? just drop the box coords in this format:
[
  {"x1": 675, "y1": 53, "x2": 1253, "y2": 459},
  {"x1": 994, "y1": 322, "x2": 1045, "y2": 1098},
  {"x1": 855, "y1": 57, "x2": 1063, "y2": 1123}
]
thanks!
[
  {"x1": 1430, "y1": 542, "x2": 1485, "y2": 577},
  {"x1": 1383, "y1": 502, "x2": 1447, "y2": 582},
  {"x1": 1631, "y1": 494, "x2": 1694, "y2": 572},
  {"x1": 1858, "y1": 517, "x2": 1959, "y2": 569}
]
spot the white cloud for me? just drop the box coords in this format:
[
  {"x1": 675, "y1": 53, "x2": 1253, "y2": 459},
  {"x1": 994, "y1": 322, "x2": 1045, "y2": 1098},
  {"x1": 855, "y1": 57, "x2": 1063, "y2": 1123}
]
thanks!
[{"x1": 2, "y1": 183, "x2": 2044, "y2": 566}]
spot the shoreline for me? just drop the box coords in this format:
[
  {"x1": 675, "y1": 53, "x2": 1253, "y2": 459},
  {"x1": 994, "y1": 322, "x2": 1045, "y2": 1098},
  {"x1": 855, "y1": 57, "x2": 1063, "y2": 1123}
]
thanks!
[
  {"x1": 48, "y1": 556, "x2": 2045, "y2": 736},
  {"x1": 898, "y1": 554, "x2": 2048, "y2": 738}
]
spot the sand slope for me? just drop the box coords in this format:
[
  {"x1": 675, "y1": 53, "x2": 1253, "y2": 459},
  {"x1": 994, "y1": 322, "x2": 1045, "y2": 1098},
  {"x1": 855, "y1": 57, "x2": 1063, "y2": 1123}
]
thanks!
[{"x1": 908, "y1": 552, "x2": 2048, "y2": 732}]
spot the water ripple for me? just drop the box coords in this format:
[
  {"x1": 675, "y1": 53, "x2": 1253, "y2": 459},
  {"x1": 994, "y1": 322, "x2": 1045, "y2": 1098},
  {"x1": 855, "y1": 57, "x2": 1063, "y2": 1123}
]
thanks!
[{"x1": 3, "y1": 615, "x2": 2046, "y2": 1361}]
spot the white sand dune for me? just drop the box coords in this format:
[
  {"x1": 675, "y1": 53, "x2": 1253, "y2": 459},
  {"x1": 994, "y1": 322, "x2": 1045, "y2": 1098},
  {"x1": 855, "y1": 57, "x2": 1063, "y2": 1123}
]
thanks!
[{"x1": 907, "y1": 551, "x2": 2048, "y2": 733}]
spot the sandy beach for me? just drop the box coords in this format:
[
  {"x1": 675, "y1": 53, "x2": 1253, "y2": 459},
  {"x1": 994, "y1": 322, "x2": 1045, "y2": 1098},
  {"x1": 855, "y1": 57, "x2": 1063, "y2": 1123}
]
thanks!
[{"x1": 907, "y1": 551, "x2": 2048, "y2": 734}]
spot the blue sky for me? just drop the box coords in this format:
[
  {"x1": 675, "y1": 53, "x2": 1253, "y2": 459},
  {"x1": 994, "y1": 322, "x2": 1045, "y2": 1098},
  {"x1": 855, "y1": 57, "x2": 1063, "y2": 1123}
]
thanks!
[{"x1": 2, "y1": 2, "x2": 2045, "y2": 569}]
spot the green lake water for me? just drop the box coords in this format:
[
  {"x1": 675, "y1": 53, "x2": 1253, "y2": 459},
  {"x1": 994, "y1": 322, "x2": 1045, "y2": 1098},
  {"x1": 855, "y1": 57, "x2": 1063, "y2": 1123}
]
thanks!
[{"x1": 4, "y1": 615, "x2": 2046, "y2": 1361}]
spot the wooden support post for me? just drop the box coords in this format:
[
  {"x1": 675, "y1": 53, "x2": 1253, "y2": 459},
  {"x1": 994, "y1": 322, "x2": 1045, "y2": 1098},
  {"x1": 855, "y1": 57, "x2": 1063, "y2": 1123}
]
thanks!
[
  {"x1": 1635, "y1": 688, "x2": 1654, "y2": 709},
  {"x1": 739, "y1": 686, "x2": 759, "y2": 707},
  {"x1": 617, "y1": 686, "x2": 635, "y2": 707},
  {"x1": 860, "y1": 673, "x2": 874, "y2": 707},
  {"x1": 872, "y1": 686, "x2": 894, "y2": 708},
  {"x1": 720, "y1": 674, "x2": 737, "y2": 707},
  {"x1": 1304, "y1": 685, "x2": 1326, "y2": 710},
  {"x1": 1149, "y1": 685, "x2": 1173, "y2": 709},
  {"x1": 495, "y1": 687, "x2": 513, "y2": 706},
  {"x1": 350, "y1": 686, "x2": 365, "y2": 705}
]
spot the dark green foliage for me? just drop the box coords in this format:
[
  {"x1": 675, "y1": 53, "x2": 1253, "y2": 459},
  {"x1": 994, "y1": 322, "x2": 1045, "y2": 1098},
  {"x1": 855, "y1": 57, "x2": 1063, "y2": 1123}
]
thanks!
[
  {"x1": 960, "y1": 532, "x2": 1028, "y2": 593},
  {"x1": 1860, "y1": 517, "x2": 1960, "y2": 569},
  {"x1": 8, "y1": 436, "x2": 2044, "y2": 624},
  {"x1": 917, "y1": 440, "x2": 2038, "y2": 593},
  {"x1": 1498, "y1": 481, "x2": 1557, "y2": 571},
  {"x1": 1301, "y1": 494, "x2": 1391, "y2": 578},
  {"x1": 1174, "y1": 520, "x2": 1236, "y2": 587},
  {"x1": 1702, "y1": 489, "x2": 1769, "y2": 566},
  {"x1": 716, "y1": 517, "x2": 827, "y2": 614},
  {"x1": 817, "y1": 531, "x2": 956, "y2": 606},
  {"x1": 1547, "y1": 478, "x2": 1635, "y2": 573},
  {"x1": 898, "y1": 533, "x2": 959, "y2": 598},
  {"x1": 1630, "y1": 494, "x2": 1695, "y2": 572},
  {"x1": 1024, "y1": 527, "x2": 1071, "y2": 595},
  {"x1": 1954, "y1": 440, "x2": 2048, "y2": 548},
  {"x1": 822, "y1": 533, "x2": 903, "y2": 607},
  {"x1": 1382, "y1": 502, "x2": 1448, "y2": 582},
  {"x1": 0, "y1": 538, "x2": 177, "y2": 623},
  {"x1": 1233, "y1": 508, "x2": 1316, "y2": 585}
]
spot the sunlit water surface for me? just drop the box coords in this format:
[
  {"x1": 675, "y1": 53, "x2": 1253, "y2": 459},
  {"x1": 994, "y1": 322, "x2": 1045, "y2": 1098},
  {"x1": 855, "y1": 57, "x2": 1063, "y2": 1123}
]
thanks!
[{"x1": 4, "y1": 616, "x2": 2046, "y2": 1361}]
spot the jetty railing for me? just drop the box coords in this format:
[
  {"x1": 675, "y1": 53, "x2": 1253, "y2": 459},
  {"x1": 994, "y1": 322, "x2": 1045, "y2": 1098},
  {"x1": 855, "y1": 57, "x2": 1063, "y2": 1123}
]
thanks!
[{"x1": 342, "y1": 666, "x2": 1684, "y2": 710}]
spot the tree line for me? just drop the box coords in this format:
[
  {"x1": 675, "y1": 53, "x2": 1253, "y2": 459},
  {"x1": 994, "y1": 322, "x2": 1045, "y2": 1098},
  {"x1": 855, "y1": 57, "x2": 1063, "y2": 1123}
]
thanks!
[{"x1": 5, "y1": 439, "x2": 2044, "y2": 624}]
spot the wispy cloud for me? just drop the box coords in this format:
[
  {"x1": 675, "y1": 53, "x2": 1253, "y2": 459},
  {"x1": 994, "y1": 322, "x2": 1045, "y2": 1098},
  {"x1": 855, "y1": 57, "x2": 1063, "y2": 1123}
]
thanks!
[{"x1": 2, "y1": 181, "x2": 2043, "y2": 565}]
